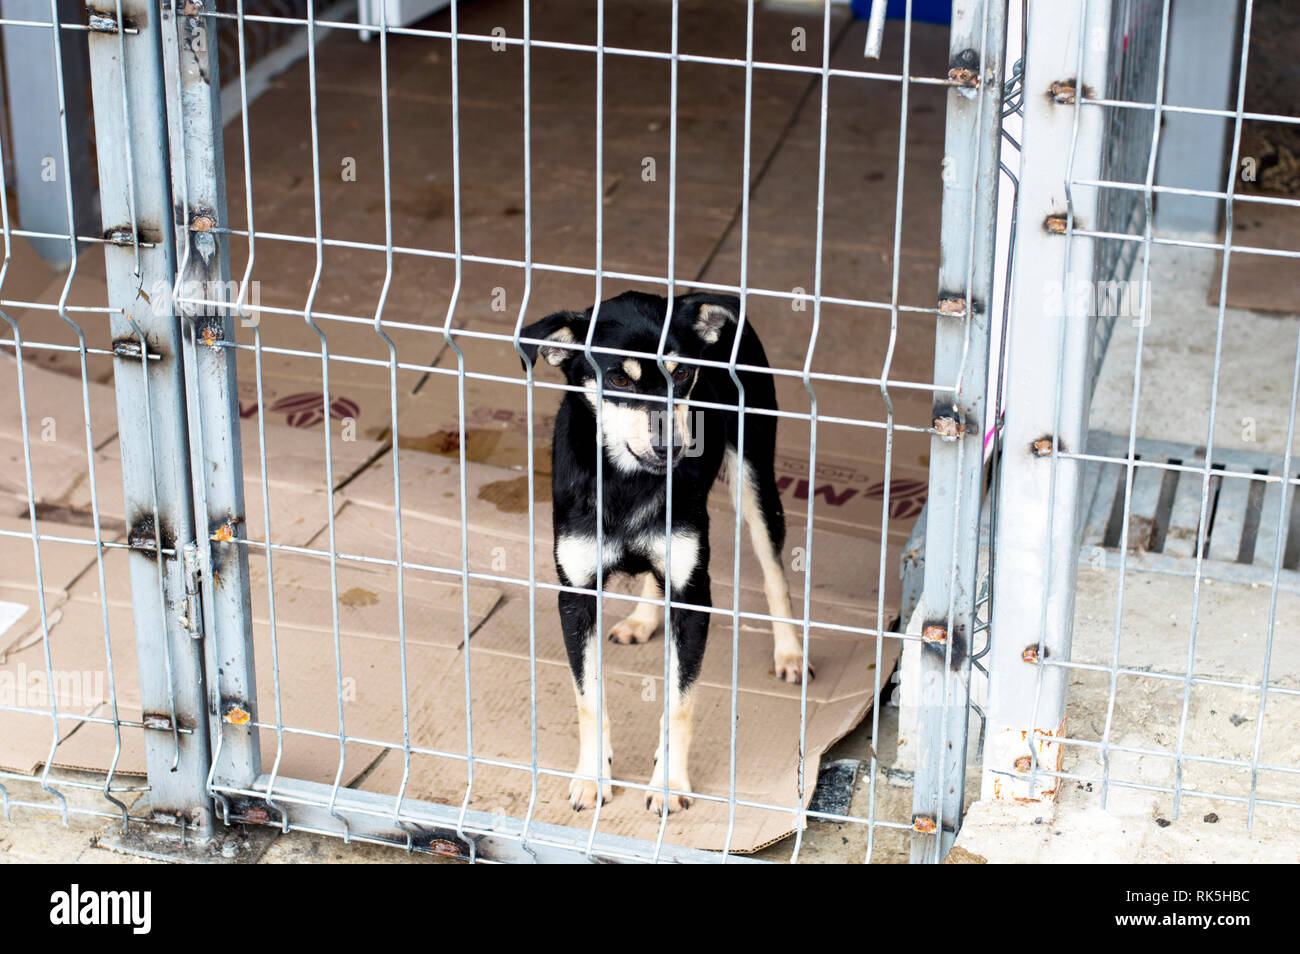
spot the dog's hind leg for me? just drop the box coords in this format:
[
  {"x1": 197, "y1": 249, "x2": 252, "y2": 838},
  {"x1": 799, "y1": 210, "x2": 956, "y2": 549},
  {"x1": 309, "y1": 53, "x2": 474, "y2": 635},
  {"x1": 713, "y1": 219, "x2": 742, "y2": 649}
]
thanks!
[
  {"x1": 557, "y1": 542, "x2": 614, "y2": 811},
  {"x1": 608, "y1": 572, "x2": 663, "y2": 645},
  {"x1": 729, "y1": 450, "x2": 812, "y2": 684}
]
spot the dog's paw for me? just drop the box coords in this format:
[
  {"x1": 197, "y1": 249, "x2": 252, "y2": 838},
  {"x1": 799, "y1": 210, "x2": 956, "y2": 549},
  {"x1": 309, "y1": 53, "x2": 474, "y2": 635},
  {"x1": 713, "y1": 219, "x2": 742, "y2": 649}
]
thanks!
[
  {"x1": 775, "y1": 653, "x2": 814, "y2": 684},
  {"x1": 645, "y1": 785, "x2": 692, "y2": 816},
  {"x1": 608, "y1": 617, "x2": 656, "y2": 645},
  {"x1": 569, "y1": 776, "x2": 614, "y2": 812}
]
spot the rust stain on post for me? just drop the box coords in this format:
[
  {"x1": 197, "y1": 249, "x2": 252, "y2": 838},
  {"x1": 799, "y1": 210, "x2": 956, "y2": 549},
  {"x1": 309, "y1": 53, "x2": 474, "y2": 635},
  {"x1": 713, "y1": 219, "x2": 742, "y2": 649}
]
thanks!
[
  {"x1": 938, "y1": 296, "x2": 967, "y2": 318},
  {"x1": 912, "y1": 815, "x2": 937, "y2": 834},
  {"x1": 948, "y1": 67, "x2": 979, "y2": 88},
  {"x1": 923, "y1": 625, "x2": 947, "y2": 645},
  {"x1": 934, "y1": 417, "x2": 965, "y2": 440},
  {"x1": 1049, "y1": 79, "x2": 1077, "y2": 104}
]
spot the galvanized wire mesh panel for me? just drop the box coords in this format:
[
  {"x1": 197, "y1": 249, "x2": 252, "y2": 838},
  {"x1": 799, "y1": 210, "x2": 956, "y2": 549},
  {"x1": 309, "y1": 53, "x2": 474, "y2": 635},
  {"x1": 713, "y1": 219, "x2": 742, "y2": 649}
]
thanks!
[
  {"x1": 0, "y1": 0, "x2": 1010, "y2": 864},
  {"x1": 0, "y1": 0, "x2": 210, "y2": 839},
  {"x1": 990, "y1": 0, "x2": 1300, "y2": 838},
  {"x1": 1089, "y1": 0, "x2": 1161, "y2": 395}
]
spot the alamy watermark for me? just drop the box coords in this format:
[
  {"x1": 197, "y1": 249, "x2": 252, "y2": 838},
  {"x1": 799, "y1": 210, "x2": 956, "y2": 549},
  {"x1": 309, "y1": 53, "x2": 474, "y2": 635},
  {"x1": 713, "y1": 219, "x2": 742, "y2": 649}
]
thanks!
[
  {"x1": 0, "y1": 664, "x2": 104, "y2": 709},
  {"x1": 1043, "y1": 278, "x2": 1151, "y2": 324},
  {"x1": 148, "y1": 279, "x2": 263, "y2": 326}
]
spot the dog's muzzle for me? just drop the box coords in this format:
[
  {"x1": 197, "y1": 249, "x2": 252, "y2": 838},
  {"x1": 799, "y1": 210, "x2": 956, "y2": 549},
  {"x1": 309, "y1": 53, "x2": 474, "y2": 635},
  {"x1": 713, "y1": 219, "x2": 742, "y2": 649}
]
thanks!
[{"x1": 641, "y1": 436, "x2": 687, "y2": 473}]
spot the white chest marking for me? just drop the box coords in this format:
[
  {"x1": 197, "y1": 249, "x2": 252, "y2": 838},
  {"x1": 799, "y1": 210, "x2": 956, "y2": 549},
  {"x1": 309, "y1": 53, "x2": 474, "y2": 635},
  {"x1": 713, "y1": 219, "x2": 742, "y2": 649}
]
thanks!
[{"x1": 556, "y1": 529, "x2": 699, "y2": 592}]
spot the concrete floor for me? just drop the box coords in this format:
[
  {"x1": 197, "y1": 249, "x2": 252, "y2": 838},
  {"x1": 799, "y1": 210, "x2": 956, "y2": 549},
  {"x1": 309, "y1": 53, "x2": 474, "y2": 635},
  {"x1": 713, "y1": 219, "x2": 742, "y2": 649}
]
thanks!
[{"x1": 1091, "y1": 242, "x2": 1300, "y2": 458}]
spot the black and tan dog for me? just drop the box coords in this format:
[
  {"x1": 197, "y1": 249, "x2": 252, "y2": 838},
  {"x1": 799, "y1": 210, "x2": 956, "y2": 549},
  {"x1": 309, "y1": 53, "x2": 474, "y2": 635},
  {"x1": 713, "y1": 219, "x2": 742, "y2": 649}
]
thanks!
[{"x1": 521, "y1": 291, "x2": 809, "y2": 816}]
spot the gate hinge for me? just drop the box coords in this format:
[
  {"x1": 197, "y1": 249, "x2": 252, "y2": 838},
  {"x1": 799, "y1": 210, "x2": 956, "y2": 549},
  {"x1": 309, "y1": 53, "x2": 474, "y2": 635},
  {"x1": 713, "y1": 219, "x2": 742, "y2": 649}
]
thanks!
[{"x1": 179, "y1": 540, "x2": 203, "y2": 638}]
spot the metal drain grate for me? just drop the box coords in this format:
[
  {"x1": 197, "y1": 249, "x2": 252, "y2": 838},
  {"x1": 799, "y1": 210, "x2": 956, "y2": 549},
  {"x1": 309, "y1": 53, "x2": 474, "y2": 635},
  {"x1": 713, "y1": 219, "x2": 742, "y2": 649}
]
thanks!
[{"x1": 1081, "y1": 431, "x2": 1300, "y2": 590}]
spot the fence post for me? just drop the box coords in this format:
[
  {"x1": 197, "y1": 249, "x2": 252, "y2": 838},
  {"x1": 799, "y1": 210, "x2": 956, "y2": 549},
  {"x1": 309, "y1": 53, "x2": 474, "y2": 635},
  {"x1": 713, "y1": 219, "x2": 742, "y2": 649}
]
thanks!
[
  {"x1": 86, "y1": 0, "x2": 213, "y2": 836},
  {"x1": 159, "y1": 0, "x2": 262, "y2": 812},
  {"x1": 911, "y1": 0, "x2": 1008, "y2": 863},
  {"x1": 984, "y1": 0, "x2": 1113, "y2": 805}
]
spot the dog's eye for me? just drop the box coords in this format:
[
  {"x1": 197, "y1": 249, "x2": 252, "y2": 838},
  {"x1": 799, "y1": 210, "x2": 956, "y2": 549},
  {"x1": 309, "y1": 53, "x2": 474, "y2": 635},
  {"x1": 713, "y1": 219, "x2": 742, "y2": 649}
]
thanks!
[
  {"x1": 607, "y1": 371, "x2": 631, "y2": 389},
  {"x1": 672, "y1": 366, "x2": 690, "y2": 383}
]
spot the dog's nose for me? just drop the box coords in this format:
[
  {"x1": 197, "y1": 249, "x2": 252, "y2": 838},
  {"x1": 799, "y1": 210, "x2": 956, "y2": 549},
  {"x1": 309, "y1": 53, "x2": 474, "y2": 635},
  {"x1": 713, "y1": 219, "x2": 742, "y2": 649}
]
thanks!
[{"x1": 651, "y1": 428, "x2": 686, "y2": 463}]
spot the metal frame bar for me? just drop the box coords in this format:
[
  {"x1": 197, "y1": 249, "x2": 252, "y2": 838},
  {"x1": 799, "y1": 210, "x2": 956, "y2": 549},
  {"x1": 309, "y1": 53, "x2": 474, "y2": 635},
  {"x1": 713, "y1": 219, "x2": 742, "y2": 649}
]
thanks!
[
  {"x1": 984, "y1": 0, "x2": 1114, "y2": 805},
  {"x1": 159, "y1": 0, "x2": 262, "y2": 808},
  {"x1": 84, "y1": 0, "x2": 214, "y2": 836},
  {"x1": 910, "y1": 0, "x2": 1007, "y2": 862},
  {"x1": 230, "y1": 774, "x2": 764, "y2": 863}
]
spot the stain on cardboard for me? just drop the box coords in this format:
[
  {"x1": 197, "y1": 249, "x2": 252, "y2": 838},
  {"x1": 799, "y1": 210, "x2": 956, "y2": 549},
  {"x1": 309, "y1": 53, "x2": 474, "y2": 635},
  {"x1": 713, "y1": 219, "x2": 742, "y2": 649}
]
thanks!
[
  {"x1": 21, "y1": 504, "x2": 127, "y2": 537},
  {"x1": 477, "y1": 475, "x2": 550, "y2": 513},
  {"x1": 339, "y1": 587, "x2": 380, "y2": 608},
  {"x1": 400, "y1": 428, "x2": 502, "y2": 464}
]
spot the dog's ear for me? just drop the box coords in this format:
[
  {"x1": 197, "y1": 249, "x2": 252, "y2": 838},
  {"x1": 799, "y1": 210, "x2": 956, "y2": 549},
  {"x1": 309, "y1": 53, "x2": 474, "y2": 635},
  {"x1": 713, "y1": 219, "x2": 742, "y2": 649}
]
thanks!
[
  {"x1": 677, "y1": 293, "x2": 739, "y2": 345},
  {"x1": 519, "y1": 310, "x2": 589, "y2": 369}
]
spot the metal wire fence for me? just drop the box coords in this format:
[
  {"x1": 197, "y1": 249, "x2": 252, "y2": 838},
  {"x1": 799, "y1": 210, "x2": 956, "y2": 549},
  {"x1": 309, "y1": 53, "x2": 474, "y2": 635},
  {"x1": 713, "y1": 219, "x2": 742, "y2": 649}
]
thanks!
[
  {"x1": 1, "y1": 0, "x2": 1295, "y2": 865},
  {"x1": 988, "y1": 0, "x2": 1300, "y2": 831}
]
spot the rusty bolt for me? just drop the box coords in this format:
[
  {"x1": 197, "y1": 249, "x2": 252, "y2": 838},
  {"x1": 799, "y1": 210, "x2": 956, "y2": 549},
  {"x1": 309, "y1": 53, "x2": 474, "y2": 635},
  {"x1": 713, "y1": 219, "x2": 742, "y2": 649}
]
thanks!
[
  {"x1": 1014, "y1": 756, "x2": 1033, "y2": 772},
  {"x1": 431, "y1": 839, "x2": 462, "y2": 857},
  {"x1": 912, "y1": 815, "x2": 937, "y2": 834},
  {"x1": 1032, "y1": 437, "x2": 1054, "y2": 457},
  {"x1": 934, "y1": 416, "x2": 964, "y2": 440},
  {"x1": 938, "y1": 296, "x2": 967, "y2": 318},
  {"x1": 1044, "y1": 214, "x2": 1069, "y2": 234},
  {"x1": 922, "y1": 625, "x2": 947, "y2": 645},
  {"x1": 1049, "y1": 80, "x2": 1077, "y2": 105},
  {"x1": 948, "y1": 67, "x2": 978, "y2": 88},
  {"x1": 191, "y1": 214, "x2": 215, "y2": 233},
  {"x1": 223, "y1": 704, "x2": 251, "y2": 726},
  {"x1": 1022, "y1": 645, "x2": 1041, "y2": 664}
]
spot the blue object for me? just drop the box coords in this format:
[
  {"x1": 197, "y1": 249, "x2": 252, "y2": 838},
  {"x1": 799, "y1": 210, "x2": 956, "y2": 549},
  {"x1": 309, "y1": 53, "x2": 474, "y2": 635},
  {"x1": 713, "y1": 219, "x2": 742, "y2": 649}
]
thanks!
[{"x1": 850, "y1": 0, "x2": 953, "y2": 25}]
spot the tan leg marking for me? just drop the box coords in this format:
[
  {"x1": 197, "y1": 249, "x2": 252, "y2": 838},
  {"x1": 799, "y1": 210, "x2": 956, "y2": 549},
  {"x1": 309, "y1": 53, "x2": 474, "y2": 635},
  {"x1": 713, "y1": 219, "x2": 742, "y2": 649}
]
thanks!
[
  {"x1": 569, "y1": 635, "x2": 614, "y2": 811},
  {"x1": 647, "y1": 651, "x2": 695, "y2": 816},
  {"x1": 609, "y1": 573, "x2": 663, "y2": 645},
  {"x1": 734, "y1": 452, "x2": 812, "y2": 684}
]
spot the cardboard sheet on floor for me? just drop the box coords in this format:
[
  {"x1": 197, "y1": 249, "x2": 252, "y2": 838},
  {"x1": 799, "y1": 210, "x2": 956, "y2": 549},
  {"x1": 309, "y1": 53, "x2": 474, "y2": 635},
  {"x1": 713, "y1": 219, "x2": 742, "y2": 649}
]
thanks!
[
  {"x1": 1209, "y1": 203, "x2": 1300, "y2": 313},
  {"x1": 0, "y1": 544, "x2": 503, "y2": 781},
  {"x1": 0, "y1": 515, "x2": 110, "y2": 659},
  {"x1": 334, "y1": 449, "x2": 898, "y2": 851},
  {"x1": 0, "y1": 353, "x2": 120, "y2": 518}
]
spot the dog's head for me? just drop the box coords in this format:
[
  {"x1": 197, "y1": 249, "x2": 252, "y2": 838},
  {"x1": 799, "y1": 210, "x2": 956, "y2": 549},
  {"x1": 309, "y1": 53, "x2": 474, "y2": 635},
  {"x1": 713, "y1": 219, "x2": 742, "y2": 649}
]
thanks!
[{"x1": 520, "y1": 291, "x2": 737, "y2": 475}]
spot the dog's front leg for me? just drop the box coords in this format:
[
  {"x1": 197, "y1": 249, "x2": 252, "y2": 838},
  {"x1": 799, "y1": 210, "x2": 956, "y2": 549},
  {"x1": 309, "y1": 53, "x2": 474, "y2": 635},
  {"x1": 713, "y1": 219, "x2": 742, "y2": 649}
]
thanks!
[
  {"x1": 559, "y1": 586, "x2": 614, "y2": 811},
  {"x1": 647, "y1": 565, "x2": 709, "y2": 816}
]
